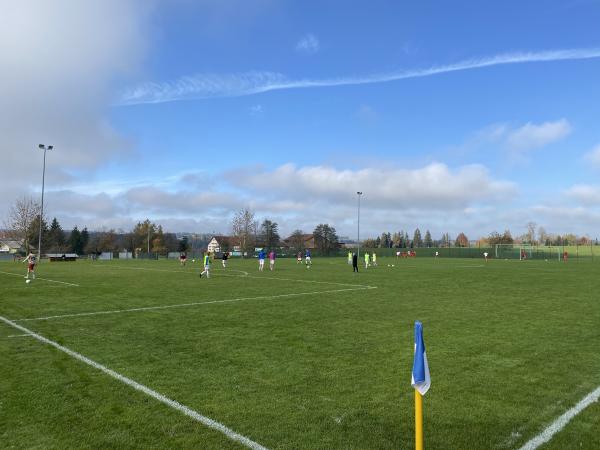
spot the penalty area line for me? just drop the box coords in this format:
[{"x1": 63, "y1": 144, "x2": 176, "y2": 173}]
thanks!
[
  {"x1": 0, "y1": 270, "x2": 79, "y2": 287},
  {"x1": 0, "y1": 315, "x2": 269, "y2": 450},
  {"x1": 15, "y1": 286, "x2": 375, "y2": 322},
  {"x1": 517, "y1": 386, "x2": 600, "y2": 450}
]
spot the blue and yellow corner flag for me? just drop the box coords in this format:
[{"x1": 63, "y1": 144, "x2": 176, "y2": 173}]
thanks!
[{"x1": 411, "y1": 321, "x2": 431, "y2": 395}]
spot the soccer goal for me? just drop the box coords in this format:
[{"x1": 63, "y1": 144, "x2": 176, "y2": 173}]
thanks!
[
  {"x1": 495, "y1": 244, "x2": 563, "y2": 261},
  {"x1": 495, "y1": 244, "x2": 520, "y2": 259}
]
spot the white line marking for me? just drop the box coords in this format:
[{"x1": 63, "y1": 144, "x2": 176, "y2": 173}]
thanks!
[
  {"x1": 7, "y1": 333, "x2": 32, "y2": 338},
  {"x1": 93, "y1": 265, "x2": 374, "y2": 289},
  {"x1": 0, "y1": 315, "x2": 269, "y2": 450},
  {"x1": 15, "y1": 286, "x2": 374, "y2": 322},
  {"x1": 0, "y1": 270, "x2": 79, "y2": 287},
  {"x1": 517, "y1": 386, "x2": 600, "y2": 450}
]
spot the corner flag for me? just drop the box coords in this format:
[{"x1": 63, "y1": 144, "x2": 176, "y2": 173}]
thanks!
[{"x1": 411, "y1": 321, "x2": 431, "y2": 395}]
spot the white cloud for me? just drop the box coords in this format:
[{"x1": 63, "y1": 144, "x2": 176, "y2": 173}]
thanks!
[
  {"x1": 565, "y1": 184, "x2": 600, "y2": 205},
  {"x1": 505, "y1": 119, "x2": 572, "y2": 152},
  {"x1": 295, "y1": 33, "x2": 320, "y2": 54},
  {"x1": 119, "y1": 47, "x2": 600, "y2": 105},
  {"x1": 584, "y1": 143, "x2": 600, "y2": 167},
  {"x1": 228, "y1": 162, "x2": 516, "y2": 210},
  {"x1": 0, "y1": 1, "x2": 152, "y2": 218},
  {"x1": 34, "y1": 162, "x2": 519, "y2": 237},
  {"x1": 249, "y1": 104, "x2": 264, "y2": 115}
]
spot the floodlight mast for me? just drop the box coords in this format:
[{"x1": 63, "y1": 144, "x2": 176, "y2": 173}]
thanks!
[
  {"x1": 357, "y1": 192, "x2": 363, "y2": 260},
  {"x1": 37, "y1": 144, "x2": 53, "y2": 261}
]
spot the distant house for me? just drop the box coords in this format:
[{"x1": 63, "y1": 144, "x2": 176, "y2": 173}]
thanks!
[
  {"x1": 207, "y1": 236, "x2": 242, "y2": 253},
  {"x1": 0, "y1": 239, "x2": 24, "y2": 254}
]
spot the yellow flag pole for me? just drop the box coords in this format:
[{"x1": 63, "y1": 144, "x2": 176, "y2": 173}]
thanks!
[{"x1": 415, "y1": 390, "x2": 424, "y2": 450}]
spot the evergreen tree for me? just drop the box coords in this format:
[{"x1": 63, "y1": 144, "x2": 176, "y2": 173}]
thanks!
[
  {"x1": 379, "y1": 232, "x2": 390, "y2": 248},
  {"x1": 441, "y1": 233, "x2": 450, "y2": 247},
  {"x1": 69, "y1": 226, "x2": 83, "y2": 254},
  {"x1": 260, "y1": 219, "x2": 281, "y2": 249},
  {"x1": 47, "y1": 217, "x2": 66, "y2": 252},
  {"x1": 424, "y1": 230, "x2": 433, "y2": 248},
  {"x1": 178, "y1": 236, "x2": 189, "y2": 253},
  {"x1": 413, "y1": 228, "x2": 423, "y2": 248},
  {"x1": 80, "y1": 228, "x2": 89, "y2": 253}
]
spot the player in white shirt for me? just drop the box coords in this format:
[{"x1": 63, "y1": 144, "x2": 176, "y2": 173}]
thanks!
[{"x1": 22, "y1": 252, "x2": 37, "y2": 280}]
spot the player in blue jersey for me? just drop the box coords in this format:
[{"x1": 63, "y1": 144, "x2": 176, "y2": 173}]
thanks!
[{"x1": 258, "y1": 249, "x2": 266, "y2": 271}]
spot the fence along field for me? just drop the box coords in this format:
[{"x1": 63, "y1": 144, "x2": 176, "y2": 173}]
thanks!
[{"x1": 1, "y1": 256, "x2": 599, "y2": 449}]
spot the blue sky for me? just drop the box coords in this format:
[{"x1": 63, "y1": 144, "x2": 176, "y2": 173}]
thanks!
[{"x1": 3, "y1": 0, "x2": 600, "y2": 240}]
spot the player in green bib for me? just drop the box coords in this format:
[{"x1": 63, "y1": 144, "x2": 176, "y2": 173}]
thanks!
[{"x1": 200, "y1": 253, "x2": 210, "y2": 278}]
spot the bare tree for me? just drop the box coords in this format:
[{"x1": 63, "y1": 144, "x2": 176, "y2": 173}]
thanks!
[
  {"x1": 313, "y1": 223, "x2": 339, "y2": 255},
  {"x1": 231, "y1": 208, "x2": 256, "y2": 257},
  {"x1": 525, "y1": 222, "x2": 537, "y2": 244},
  {"x1": 538, "y1": 226, "x2": 548, "y2": 245},
  {"x1": 289, "y1": 229, "x2": 305, "y2": 253},
  {"x1": 3, "y1": 197, "x2": 41, "y2": 253}
]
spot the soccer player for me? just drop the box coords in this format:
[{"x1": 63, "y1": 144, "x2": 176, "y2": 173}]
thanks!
[
  {"x1": 347, "y1": 251, "x2": 352, "y2": 265},
  {"x1": 22, "y1": 252, "x2": 37, "y2": 280},
  {"x1": 179, "y1": 252, "x2": 187, "y2": 266},
  {"x1": 258, "y1": 249, "x2": 266, "y2": 271},
  {"x1": 352, "y1": 252, "x2": 359, "y2": 272},
  {"x1": 364, "y1": 252, "x2": 370, "y2": 269},
  {"x1": 297, "y1": 252, "x2": 302, "y2": 264},
  {"x1": 222, "y1": 251, "x2": 228, "y2": 268},
  {"x1": 269, "y1": 250, "x2": 276, "y2": 271},
  {"x1": 305, "y1": 249, "x2": 312, "y2": 268},
  {"x1": 435, "y1": 251, "x2": 439, "y2": 258},
  {"x1": 372, "y1": 252, "x2": 377, "y2": 266},
  {"x1": 483, "y1": 251, "x2": 489, "y2": 262},
  {"x1": 199, "y1": 253, "x2": 210, "y2": 278}
]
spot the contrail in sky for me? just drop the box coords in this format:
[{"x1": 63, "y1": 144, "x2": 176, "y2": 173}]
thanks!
[{"x1": 118, "y1": 47, "x2": 600, "y2": 105}]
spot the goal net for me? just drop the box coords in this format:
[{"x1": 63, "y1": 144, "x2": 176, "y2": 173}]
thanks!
[{"x1": 495, "y1": 244, "x2": 562, "y2": 260}]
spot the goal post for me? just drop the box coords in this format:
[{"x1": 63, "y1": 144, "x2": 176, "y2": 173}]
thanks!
[{"x1": 494, "y1": 244, "x2": 562, "y2": 260}]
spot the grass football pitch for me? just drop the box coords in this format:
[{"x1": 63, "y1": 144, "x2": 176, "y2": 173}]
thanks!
[{"x1": 1, "y1": 256, "x2": 599, "y2": 449}]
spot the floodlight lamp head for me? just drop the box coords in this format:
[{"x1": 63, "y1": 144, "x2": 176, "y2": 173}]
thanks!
[
  {"x1": 38, "y1": 144, "x2": 45, "y2": 149},
  {"x1": 357, "y1": 191, "x2": 363, "y2": 195},
  {"x1": 48, "y1": 145, "x2": 54, "y2": 150}
]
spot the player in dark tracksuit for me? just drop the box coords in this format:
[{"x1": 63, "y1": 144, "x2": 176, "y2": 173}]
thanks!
[{"x1": 352, "y1": 252, "x2": 359, "y2": 272}]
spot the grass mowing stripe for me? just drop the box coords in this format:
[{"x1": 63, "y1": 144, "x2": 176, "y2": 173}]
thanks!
[
  {"x1": 518, "y1": 386, "x2": 600, "y2": 450},
  {"x1": 0, "y1": 270, "x2": 80, "y2": 287},
  {"x1": 14, "y1": 286, "x2": 375, "y2": 322},
  {"x1": 92, "y1": 264, "x2": 375, "y2": 289},
  {"x1": 0, "y1": 314, "x2": 269, "y2": 450}
]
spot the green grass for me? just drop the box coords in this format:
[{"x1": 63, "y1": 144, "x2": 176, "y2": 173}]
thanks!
[{"x1": 1, "y1": 257, "x2": 599, "y2": 449}]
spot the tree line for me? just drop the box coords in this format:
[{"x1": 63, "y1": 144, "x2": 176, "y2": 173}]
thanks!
[
  {"x1": 230, "y1": 208, "x2": 339, "y2": 256},
  {"x1": 362, "y1": 224, "x2": 597, "y2": 249},
  {"x1": 2, "y1": 197, "x2": 185, "y2": 255}
]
